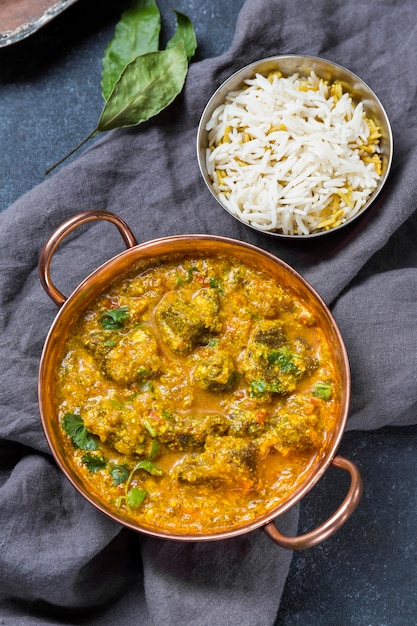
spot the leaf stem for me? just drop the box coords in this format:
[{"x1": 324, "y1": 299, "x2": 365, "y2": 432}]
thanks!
[{"x1": 45, "y1": 129, "x2": 99, "y2": 175}]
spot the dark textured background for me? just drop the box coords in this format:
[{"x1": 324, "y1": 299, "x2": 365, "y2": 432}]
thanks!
[
  {"x1": 0, "y1": 0, "x2": 246, "y2": 212},
  {"x1": 1, "y1": 1, "x2": 417, "y2": 624}
]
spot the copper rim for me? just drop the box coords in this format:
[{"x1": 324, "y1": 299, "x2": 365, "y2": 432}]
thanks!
[{"x1": 38, "y1": 211, "x2": 362, "y2": 548}]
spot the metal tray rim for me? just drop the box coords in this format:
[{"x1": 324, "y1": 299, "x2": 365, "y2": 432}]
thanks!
[{"x1": 0, "y1": 0, "x2": 79, "y2": 47}]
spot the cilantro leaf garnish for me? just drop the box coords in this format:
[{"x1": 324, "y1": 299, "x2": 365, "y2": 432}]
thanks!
[
  {"x1": 125, "y1": 487, "x2": 148, "y2": 509},
  {"x1": 143, "y1": 419, "x2": 158, "y2": 438},
  {"x1": 313, "y1": 382, "x2": 333, "y2": 401},
  {"x1": 249, "y1": 379, "x2": 284, "y2": 397},
  {"x1": 109, "y1": 464, "x2": 130, "y2": 486},
  {"x1": 99, "y1": 306, "x2": 129, "y2": 330},
  {"x1": 175, "y1": 266, "x2": 198, "y2": 287},
  {"x1": 148, "y1": 439, "x2": 160, "y2": 459},
  {"x1": 131, "y1": 459, "x2": 164, "y2": 476},
  {"x1": 81, "y1": 452, "x2": 107, "y2": 472},
  {"x1": 268, "y1": 348, "x2": 300, "y2": 375},
  {"x1": 185, "y1": 266, "x2": 198, "y2": 282},
  {"x1": 116, "y1": 440, "x2": 163, "y2": 511},
  {"x1": 249, "y1": 380, "x2": 268, "y2": 397},
  {"x1": 62, "y1": 413, "x2": 98, "y2": 450},
  {"x1": 209, "y1": 277, "x2": 224, "y2": 293}
]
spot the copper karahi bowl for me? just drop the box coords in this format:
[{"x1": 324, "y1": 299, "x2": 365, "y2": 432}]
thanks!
[
  {"x1": 197, "y1": 54, "x2": 392, "y2": 238},
  {"x1": 38, "y1": 210, "x2": 362, "y2": 550}
]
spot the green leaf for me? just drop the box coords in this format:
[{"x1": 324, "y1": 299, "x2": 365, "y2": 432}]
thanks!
[
  {"x1": 209, "y1": 277, "x2": 224, "y2": 294},
  {"x1": 249, "y1": 380, "x2": 268, "y2": 398},
  {"x1": 166, "y1": 10, "x2": 197, "y2": 60},
  {"x1": 101, "y1": 0, "x2": 161, "y2": 100},
  {"x1": 97, "y1": 42, "x2": 188, "y2": 132},
  {"x1": 126, "y1": 487, "x2": 148, "y2": 508},
  {"x1": 132, "y1": 459, "x2": 164, "y2": 476},
  {"x1": 313, "y1": 383, "x2": 333, "y2": 401},
  {"x1": 249, "y1": 378, "x2": 284, "y2": 397},
  {"x1": 100, "y1": 306, "x2": 129, "y2": 330},
  {"x1": 110, "y1": 464, "x2": 130, "y2": 485},
  {"x1": 268, "y1": 348, "x2": 300, "y2": 375},
  {"x1": 81, "y1": 452, "x2": 107, "y2": 472},
  {"x1": 143, "y1": 419, "x2": 158, "y2": 438},
  {"x1": 176, "y1": 265, "x2": 198, "y2": 286},
  {"x1": 45, "y1": 4, "x2": 197, "y2": 175},
  {"x1": 62, "y1": 413, "x2": 98, "y2": 451},
  {"x1": 148, "y1": 439, "x2": 160, "y2": 459}
]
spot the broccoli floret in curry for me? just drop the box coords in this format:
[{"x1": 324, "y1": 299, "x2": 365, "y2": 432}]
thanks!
[
  {"x1": 155, "y1": 287, "x2": 221, "y2": 354},
  {"x1": 191, "y1": 345, "x2": 236, "y2": 392},
  {"x1": 259, "y1": 394, "x2": 324, "y2": 456},
  {"x1": 81, "y1": 402, "x2": 152, "y2": 457},
  {"x1": 175, "y1": 435, "x2": 259, "y2": 490},
  {"x1": 103, "y1": 327, "x2": 162, "y2": 385},
  {"x1": 242, "y1": 277, "x2": 294, "y2": 318},
  {"x1": 242, "y1": 320, "x2": 318, "y2": 399},
  {"x1": 155, "y1": 412, "x2": 230, "y2": 450},
  {"x1": 228, "y1": 408, "x2": 268, "y2": 437}
]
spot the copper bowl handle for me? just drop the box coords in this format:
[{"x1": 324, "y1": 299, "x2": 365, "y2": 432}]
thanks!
[
  {"x1": 263, "y1": 455, "x2": 363, "y2": 550},
  {"x1": 38, "y1": 211, "x2": 138, "y2": 307}
]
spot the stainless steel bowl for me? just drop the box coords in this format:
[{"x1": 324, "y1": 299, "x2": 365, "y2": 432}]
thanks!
[{"x1": 197, "y1": 54, "x2": 393, "y2": 239}]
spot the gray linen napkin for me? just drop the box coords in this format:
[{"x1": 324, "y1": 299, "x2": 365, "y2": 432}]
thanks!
[{"x1": 1, "y1": 0, "x2": 417, "y2": 623}]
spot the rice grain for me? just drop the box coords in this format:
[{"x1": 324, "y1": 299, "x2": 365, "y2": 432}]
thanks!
[{"x1": 205, "y1": 71, "x2": 382, "y2": 235}]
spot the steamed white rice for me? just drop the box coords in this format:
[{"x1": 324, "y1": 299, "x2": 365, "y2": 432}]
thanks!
[{"x1": 205, "y1": 70, "x2": 382, "y2": 235}]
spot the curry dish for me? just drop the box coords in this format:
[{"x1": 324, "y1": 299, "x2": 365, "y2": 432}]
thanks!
[{"x1": 56, "y1": 253, "x2": 339, "y2": 534}]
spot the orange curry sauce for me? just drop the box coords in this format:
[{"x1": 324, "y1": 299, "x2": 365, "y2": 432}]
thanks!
[{"x1": 56, "y1": 254, "x2": 338, "y2": 534}]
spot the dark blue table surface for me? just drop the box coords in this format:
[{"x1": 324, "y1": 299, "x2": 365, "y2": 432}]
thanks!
[{"x1": 1, "y1": 1, "x2": 417, "y2": 624}]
